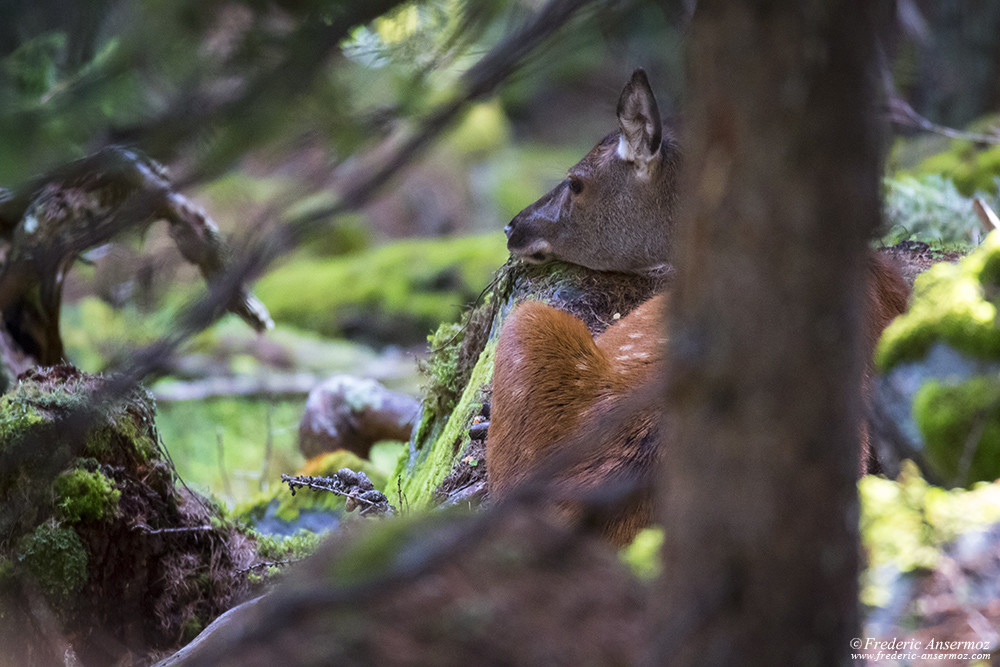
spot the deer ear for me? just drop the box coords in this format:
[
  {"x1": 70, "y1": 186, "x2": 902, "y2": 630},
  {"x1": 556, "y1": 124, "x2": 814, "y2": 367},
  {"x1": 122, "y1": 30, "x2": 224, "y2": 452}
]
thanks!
[{"x1": 616, "y1": 69, "x2": 662, "y2": 169}]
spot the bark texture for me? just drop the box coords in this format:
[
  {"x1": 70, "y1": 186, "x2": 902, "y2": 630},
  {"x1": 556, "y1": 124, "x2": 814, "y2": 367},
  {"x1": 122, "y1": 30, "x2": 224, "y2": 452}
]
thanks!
[{"x1": 656, "y1": 2, "x2": 883, "y2": 664}]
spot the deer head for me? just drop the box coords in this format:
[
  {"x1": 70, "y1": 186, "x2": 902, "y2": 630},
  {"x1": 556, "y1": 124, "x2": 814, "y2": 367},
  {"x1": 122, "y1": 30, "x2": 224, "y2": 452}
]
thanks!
[{"x1": 504, "y1": 69, "x2": 680, "y2": 274}]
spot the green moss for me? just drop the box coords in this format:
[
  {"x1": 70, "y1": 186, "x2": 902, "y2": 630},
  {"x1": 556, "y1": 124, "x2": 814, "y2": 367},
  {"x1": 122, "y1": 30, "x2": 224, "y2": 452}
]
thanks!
[
  {"x1": 423, "y1": 321, "x2": 464, "y2": 414},
  {"x1": 0, "y1": 372, "x2": 158, "y2": 463},
  {"x1": 254, "y1": 234, "x2": 508, "y2": 344},
  {"x1": 254, "y1": 530, "x2": 324, "y2": 563},
  {"x1": 877, "y1": 231, "x2": 1000, "y2": 369},
  {"x1": 392, "y1": 339, "x2": 495, "y2": 509},
  {"x1": 913, "y1": 377, "x2": 1000, "y2": 488},
  {"x1": 0, "y1": 394, "x2": 45, "y2": 446},
  {"x1": 16, "y1": 521, "x2": 87, "y2": 605},
  {"x1": 53, "y1": 466, "x2": 121, "y2": 523},
  {"x1": 84, "y1": 414, "x2": 158, "y2": 463}
]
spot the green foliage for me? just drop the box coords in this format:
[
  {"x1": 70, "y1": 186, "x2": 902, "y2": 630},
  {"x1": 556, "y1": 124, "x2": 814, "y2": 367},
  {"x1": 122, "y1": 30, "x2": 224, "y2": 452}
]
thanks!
[
  {"x1": 914, "y1": 376, "x2": 1000, "y2": 487},
  {"x1": 60, "y1": 297, "x2": 184, "y2": 372},
  {"x1": 876, "y1": 230, "x2": 1000, "y2": 370},
  {"x1": 908, "y1": 137, "x2": 1000, "y2": 197},
  {"x1": 882, "y1": 173, "x2": 995, "y2": 243},
  {"x1": 444, "y1": 100, "x2": 512, "y2": 156},
  {"x1": 860, "y1": 464, "x2": 1000, "y2": 607},
  {"x1": 619, "y1": 527, "x2": 664, "y2": 581},
  {"x1": 254, "y1": 234, "x2": 508, "y2": 345},
  {"x1": 16, "y1": 521, "x2": 88, "y2": 606},
  {"x1": 53, "y1": 465, "x2": 121, "y2": 523}
]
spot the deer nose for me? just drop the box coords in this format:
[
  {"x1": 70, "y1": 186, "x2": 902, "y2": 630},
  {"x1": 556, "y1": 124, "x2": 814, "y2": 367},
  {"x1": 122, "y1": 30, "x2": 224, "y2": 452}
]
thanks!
[{"x1": 504, "y1": 223, "x2": 513, "y2": 239}]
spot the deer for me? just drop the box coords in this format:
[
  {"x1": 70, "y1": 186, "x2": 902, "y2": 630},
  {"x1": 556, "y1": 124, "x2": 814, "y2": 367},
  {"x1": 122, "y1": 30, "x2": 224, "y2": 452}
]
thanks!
[{"x1": 485, "y1": 69, "x2": 911, "y2": 546}]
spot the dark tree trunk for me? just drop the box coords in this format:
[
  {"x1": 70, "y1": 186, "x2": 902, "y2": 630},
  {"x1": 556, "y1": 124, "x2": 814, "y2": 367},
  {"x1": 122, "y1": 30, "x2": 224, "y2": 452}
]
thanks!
[{"x1": 655, "y1": 2, "x2": 883, "y2": 664}]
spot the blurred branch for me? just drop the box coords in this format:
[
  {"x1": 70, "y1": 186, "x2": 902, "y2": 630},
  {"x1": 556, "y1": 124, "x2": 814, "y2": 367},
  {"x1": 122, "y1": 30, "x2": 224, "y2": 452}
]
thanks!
[
  {"x1": 3, "y1": 0, "x2": 599, "y2": 469},
  {"x1": 974, "y1": 198, "x2": 999, "y2": 231},
  {"x1": 886, "y1": 96, "x2": 1000, "y2": 144},
  {"x1": 112, "y1": 0, "x2": 409, "y2": 179},
  {"x1": 0, "y1": 146, "x2": 271, "y2": 364}
]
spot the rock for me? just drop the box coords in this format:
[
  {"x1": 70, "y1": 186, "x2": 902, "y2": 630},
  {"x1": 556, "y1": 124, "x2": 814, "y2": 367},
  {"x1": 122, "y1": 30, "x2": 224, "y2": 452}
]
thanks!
[{"x1": 299, "y1": 375, "x2": 419, "y2": 459}]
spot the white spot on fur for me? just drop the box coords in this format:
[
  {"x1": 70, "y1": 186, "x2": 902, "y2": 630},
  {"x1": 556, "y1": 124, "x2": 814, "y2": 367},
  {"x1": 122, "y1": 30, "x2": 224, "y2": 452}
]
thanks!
[
  {"x1": 615, "y1": 355, "x2": 631, "y2": 361},
  {"x1": 616, "y1": 134, "x2": 630, "y2": 160},
  {"x1": 633, "y1": 352, "x2": 650, "y2": 359},
  {"x1": 618, "y1": 344, "x2": 633, "y2": 352},
  {"x1": 628, "y1": 332, "x2": 643, "y2": 339},
  {"x1": 617, "y1": 135, "x2": 656, "y2": 181}
]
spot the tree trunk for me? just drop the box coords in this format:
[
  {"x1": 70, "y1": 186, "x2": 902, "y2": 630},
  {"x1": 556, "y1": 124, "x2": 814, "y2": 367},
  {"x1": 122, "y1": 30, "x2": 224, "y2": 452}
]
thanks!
[{"x1": 655, "y1": 2, "x2": 883, "y2": 664}]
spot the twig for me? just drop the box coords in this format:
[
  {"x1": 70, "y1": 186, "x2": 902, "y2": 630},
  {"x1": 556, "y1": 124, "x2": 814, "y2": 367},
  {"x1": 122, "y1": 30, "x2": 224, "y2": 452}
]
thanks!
[
  {"x1": 132, "y1": 523, "x2": 212, "y2": 534},
  {"x1": 235, "y1": 559, "x2": 299, "y2": 575},
  {"x1": 974, "y1": 198, "x2": 999, "y2": 232},
  {"x1": 261, "y1": 403, "x2": 274, "y2": 494},
  {"x1": 281, "y1": 470, "x2": 395, "y2": 517},
  {"x1": 887, "y1": 97, "x2": 1000, "y2": 145},
  {"x1": 217, "y1": 427, "x2": 232, "y2": 499},
  {"x1": 397, "y1": 474, "x2": 409, "y2": 515}
]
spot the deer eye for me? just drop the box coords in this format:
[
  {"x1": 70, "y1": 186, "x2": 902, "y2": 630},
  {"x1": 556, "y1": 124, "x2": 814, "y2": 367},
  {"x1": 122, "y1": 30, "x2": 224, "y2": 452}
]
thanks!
[{"x1": 568, "y1": 177, "x2": 584, "y2": 194}]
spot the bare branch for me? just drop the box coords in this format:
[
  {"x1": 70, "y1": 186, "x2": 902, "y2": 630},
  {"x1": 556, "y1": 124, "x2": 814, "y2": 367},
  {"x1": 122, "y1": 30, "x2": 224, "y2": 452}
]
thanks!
[{"x1": 887, "y1": 96, "x2": 1000, "y2": 144}]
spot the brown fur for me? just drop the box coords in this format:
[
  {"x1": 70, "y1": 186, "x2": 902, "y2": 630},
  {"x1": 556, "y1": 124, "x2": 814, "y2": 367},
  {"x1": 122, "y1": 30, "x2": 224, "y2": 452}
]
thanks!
[
  {"x1": 488, "y1": 296, "x2": 666, "y2": 545},
  {"x1": 488, "y1": 255, "x2": 909, "y2": 546},
  {"x1": 859, "y1": 251, "x2": 912, "y2": 473},
  {"x1": 487, "y1": 69, "x2": 912, "y2": 546}
]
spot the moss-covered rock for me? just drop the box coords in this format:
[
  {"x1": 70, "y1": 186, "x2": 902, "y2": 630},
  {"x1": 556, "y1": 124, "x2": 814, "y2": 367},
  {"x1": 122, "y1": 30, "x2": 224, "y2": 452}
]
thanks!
[
  {"x1": 876, "y1": 230, "x2": 1000, "y2": 488},
  {"x1": 391, "y1": 258, "x2": 665, "y2": 511},
  {"x1": 878, "y1": 231, "x2": 1000, "y2": 370},
  {"x1": 254, "y1": 234, "x2": 509, "y2": 346},
  {"x1": 0, "y1": 365, "x2": 257, "y2": 665}
]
